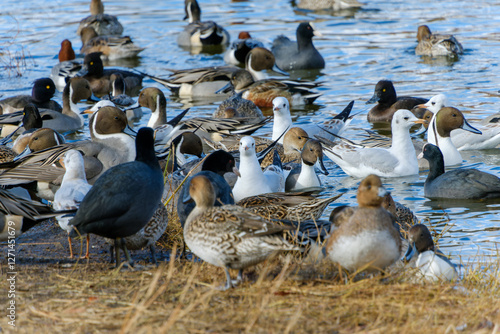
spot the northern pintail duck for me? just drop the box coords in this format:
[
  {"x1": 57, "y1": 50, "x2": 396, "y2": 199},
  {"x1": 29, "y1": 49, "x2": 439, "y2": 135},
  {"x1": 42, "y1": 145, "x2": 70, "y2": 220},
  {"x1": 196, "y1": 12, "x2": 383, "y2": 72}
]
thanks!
[
  {"x1": 381, "y1": 193, "x2": 418, "y2": 238},
  {"x1": 367, "y1": 80, "x2": 428, "y2": 123},
  {"x1": 224, "y1": 32, "x2": 264, "y2": 66},
  {"x1": 53, "y1": 150, "x2": 92, "y2": 258},
  {"x1": 217, "y1": 69, "x2": 321, "y2": 107},
  {"x1": 404, "y1": 224, "x2": 459, "y2": 281},
  {"x1": 177, "y1": 0, "x2": 230, "y2": 48},
  {"x1": 50, "y1": 40, "x2": 83, "y2": 92},
  {"x1": 183, "y1": 174, "x2": 300, "y2": 289},
  {"x1": 285, "y1": 139, "x2": 328, "y2": 191},
  {"x1": 325, "y1": 174, "x2": 401, "y2": 272},
  {"x1": 213, "y1": 94, "x2": 264, "y2": 119},
  {"x1": 272, "y1": 22, "x2": 325, "y2": 71},
  {"x1": 176, "y1": 150, "x2": 236, "y2": 228},
  {"x1": 80, "y1": 52, "x2": 144, "y2": 97},
  {"x1": 320, "y1": 109, "x2": 425, "y2": 178},
  {"x1": 416, "y1": 25, "x2": 464, "y2": 58},
  {"x1": 425, "y1": 105, "x2": 481, "y2": 166},
  {"x1": 232, "y1": 136, "x2": 285, "y2": 202},
  {"x1": 237, "y1": 192, "x2": 341, "y2": 222},
  {"x1": 77, "y1": 0, "x2": 124, "y2": 36},
  {"x1": 419, "y1": 143, "x2": 500, "y2": 199},
  {"x1": 0, "y1": 77, "x2": 92, "y2": 134},
  {"x1": 80, "y1": 26, "x2": 145, "y2": 60},
  {"x1": 297, "y1": 0, "x2": 363, "y2": 10},
  {"x1": 0, "y1": 78, "x2": 62, "y2": 114},
  {"x1": 69, "y1": 128, "x2": 163, "y2": 268},
  {"x1": 417, "y1": 94, "x2": 498, "y2": 151},
  {"x1": 14, "y1": 128, "x2": 66, "y2": 156},
  {"x1": 145, "y1": 47, "x2": 287, "y2": 97},
  {"x1": 272, "y1": 97, "x2": 353, "y2": 144},
  {"x1": 102, "y1": 73, "x2": 140, "y2": 120}
]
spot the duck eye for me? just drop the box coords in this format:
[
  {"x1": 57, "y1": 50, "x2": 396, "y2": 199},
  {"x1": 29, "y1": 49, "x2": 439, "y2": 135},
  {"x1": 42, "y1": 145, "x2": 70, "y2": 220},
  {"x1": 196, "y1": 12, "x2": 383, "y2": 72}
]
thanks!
[
  {"x1": 90, "y1": 61, "x2": 94, "y2": 65},
  {"x1": 114, "y1": 116, "x2": 119, "y2": 120},
  {"x1": 452, "y1": 114, "x2": 457, "y2": 117},
  {"x1": 34, "y1": 137, "x2": 39, "y2": 141},
  {"x1": 382, "y1": 89, "x2": 386, "y2": 92},
  {"x1": 46, "y1": 85, "x2": 50, "y2": 89}
]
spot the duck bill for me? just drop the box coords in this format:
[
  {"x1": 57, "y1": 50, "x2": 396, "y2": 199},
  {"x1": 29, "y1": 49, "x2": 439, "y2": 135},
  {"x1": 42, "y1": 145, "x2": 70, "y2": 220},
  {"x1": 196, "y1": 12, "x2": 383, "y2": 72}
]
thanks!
[
  {"x1": 316, "y1": 156, "x2": 329, "y2": 175},
  {"x1": 126, "y1": 101, "x2": 141, "y2": 110},
  {"x1": 412, "y1": 124, "x2": 428, "y2": 137},
  {"x1": 461, "y1": 119, "x2": 482, "y2": 135},
  {"x1": 271, "y1": 64, "x2": 289, "y2": 76},
  {"x1": 0, "y1": 125, "x2": 21, "y2": 145},
  {"x1": 366, "y1": 94, "x2": 379, "y2": 104},
  {"x1": 76, "y1": 67, "x2": 88, "y2": 77},
  {"x1": 13, "y1": 146, "x2": 33, "y2": 161},
  {"x1": 88, "y1": 93, "x2": 100, "y2": 103},
  {"x1": 402, "y1": 242, "x2": 416, "y2": 262},
  {"x1": 124, "y1": 124, "x2": 137, "y2": 138},
  {"x1": 215, "y1": 82, "x2": 233, "y2": 95},
  {"x1": 182, "y1": 192, "x2": 193, "y2": 204}
]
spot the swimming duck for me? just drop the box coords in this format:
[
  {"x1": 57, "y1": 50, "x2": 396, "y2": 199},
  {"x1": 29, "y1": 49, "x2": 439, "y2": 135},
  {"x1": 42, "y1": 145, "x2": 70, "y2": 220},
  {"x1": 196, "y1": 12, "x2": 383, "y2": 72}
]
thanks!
[
  {"x1": 272, "y1": 22, "x2": 325, "y2": 71},
  {"x1": 144, "y1": 47, "x2": 288, "y2": 97},
  {"x1": 416, "y1": 25, "x2": 464, "y2": 58},
  {"x1": 177, "y1": 0, "x2": 230, "y2": 48},
  {"x1": 101, "y1": 73, "x2": 140, "y2": 121},
  {"x1": 80, "y1": 26, "x2": 145, "y2": 60},
  {"x1": 285, "y1": 139, "x2": 328, "y2": 191},
  {"x1": 183, "y1": 174, "x2": 300, "y2": 289},
  {"x1": 296, "y1": 0, "x2": 363, "y2": 11},
  {"x1": 53, "y1": 150, "x2": 92, "y2": 258},
  {"x1": 232, "y1": 136, "x2": 285, "y2": 202},
  {"x1": 77, "y1": 0, "x2": 124, "y2": 37},
  {"x1": 417, "y1": 94, "x2": 498, "y2": 151},
  {"x1": 69, "y1": 127, "x2": 164, "y2": 267},
  {"x1": 80, "y1": 52, "x2": 144, "y2": 97},
  {"x1": 237, "y1": 192, "x2": 341, "y2": 222},
  {"x1": 0, "y1": 77, "x2": 92, "y2": 134},
  {"x1": 0, "y1": 78, "x2": 62, "y2": 114},
  {"x1": 367, "y1": 80, "x2": 428, "y2": 123},
  {"x1": 224, "y1": 31, "x2": 264, "y2": 66},
  {"x1": 426, "y1": 106, "x2": 481, "y2": 166},
  {"x1": 419, "y1": 143, "x2": 500, "y2": 199},
  {"x1": 272, "y1": 97, "x2": 353, "y2": 144},
  {"x1": 0, "y1": 103, "x2": 43, "y2": 147},
  {"x1": 50, "y1": 40, "x2": 83, "y2": 92},
  {"x1": 213, "y1": 94, "x2": 263, "y2": 119},
  {"x1": 216, "y1": 69, "x2": 321, "y2": 108},
  {"x1": 321, "y1": 109, "x2": 426, "y2": 178},
  {"x1": 324, "y1": 174, "x2": 401, "y2": 272},
  {"x1": 404, "y1": 224, "x2": 459, "y2": 281}
]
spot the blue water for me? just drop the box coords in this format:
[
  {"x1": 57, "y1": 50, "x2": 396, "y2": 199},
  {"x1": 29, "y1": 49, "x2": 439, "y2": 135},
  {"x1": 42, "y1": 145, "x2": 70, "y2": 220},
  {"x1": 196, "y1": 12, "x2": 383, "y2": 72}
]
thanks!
[{"x1": 1, "y1": 0, "x2": 499, "y2": 267}]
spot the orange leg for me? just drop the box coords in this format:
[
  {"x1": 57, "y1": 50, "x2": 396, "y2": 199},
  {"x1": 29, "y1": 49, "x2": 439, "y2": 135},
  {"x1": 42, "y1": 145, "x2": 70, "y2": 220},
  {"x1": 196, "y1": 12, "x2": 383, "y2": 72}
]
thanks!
[
  {"x1": 81, "y1": 235, "x2": 90, "y2": 259},
  {"x1": 67, "y1": 234, "x2": 74, "y2": 259}
]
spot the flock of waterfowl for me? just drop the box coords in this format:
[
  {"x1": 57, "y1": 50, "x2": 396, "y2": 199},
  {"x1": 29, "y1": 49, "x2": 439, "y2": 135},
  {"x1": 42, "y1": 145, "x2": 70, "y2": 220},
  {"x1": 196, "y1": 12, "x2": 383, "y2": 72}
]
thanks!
[{"x1": 1, "y1": 0, "x2": 499, "y2": 289}]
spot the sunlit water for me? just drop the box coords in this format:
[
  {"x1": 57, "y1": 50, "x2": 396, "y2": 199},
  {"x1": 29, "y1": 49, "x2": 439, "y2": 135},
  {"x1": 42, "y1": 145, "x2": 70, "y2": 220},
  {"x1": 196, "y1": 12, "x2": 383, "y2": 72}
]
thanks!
[{"x1": 1, "y1": 0, "x2": 499, "y2": 269}]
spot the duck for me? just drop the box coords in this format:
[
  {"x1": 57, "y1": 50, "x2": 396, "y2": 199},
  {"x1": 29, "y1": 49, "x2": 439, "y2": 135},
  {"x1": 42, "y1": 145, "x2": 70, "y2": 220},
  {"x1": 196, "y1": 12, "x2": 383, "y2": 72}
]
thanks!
[
  {"x1": 213, "y1": 95, "x2": 263, "y2": 119},
  {"x1": 417, "y1": 94, "x2": 499, "y2": 151},
  {"x1": 272, "y1": 22, "x2": 325, "y2": 71},
  {"x1": 419, "y1": 143, "x2": 500, "y2": 199},
  {"x1": 232, "y1": 136, "x2": 285, "y2": 202},
  {"x1": 224, "y1": 32, "x2": 264, "y2": 66},
  {"x1": 272, "y1": 97, "x2": 353, "y2": 144},
  {"x1": 177, "y1": 0, "x2": 230, "y2": 48},
  {"x1": 80, "y1": 26, "x2": 145, "y2": 60},
  {"x1": 77, "y1": 0, "x2": 124, "y2": 37},
  {"x1": 80, "y1": 52, "x2": 144, "y2": 97},
  {"x1": 0, "y1": 78, "x2": 62, "y2": 114},
  {"x1": 216, "y1": 69, "x2": 321, "y2": 108},
  {"x1": 52, "y1": 150, "x2": 92, "y2": 259},
  {"x1": 183, "y1": 174, "x2": 300, "y2": 289},
  {"x1": 320, "y1": 109, "x2": 426, "y2": 178},
  {"x1": 296, "y1": 0, "x2": 363, "y2": 11},
  {"x1": 416, "y1": 25, "x2": 464, "y2": 58},
  {"x1": 50, "y1": 40, "x2": 83, "y2": 92},
  {"x1": 404, "y1": 224, "x2": 459, "y2": 281},
  {"x1": 285, "y1": 139, "x2": 328, "y2": 191},
  {"x1": 0, "y1": 103, "x2": 43, "y2": 147},
  {"x1": 324, "y1": 174, "x2": 402, "y2": 272},
  {"x1": 13, "y1": 128, "x2": 66, "y2": 156},
  {"x1": 144, "y1": 47, "x2": 288, "y2": 97},
  {"x1": 366, "y1": 80, "x2": 428, "y2": 123},
  {"x1": 237, "y1": 192, "x2": 341, "y2": 222},
  {"x1": 426, "y1": 105, "x2": 481, "y2": 166},
  {"x1": 101, "y1": 73, "x2": 139, "y2": 119},
  {"x1": 69, "y1": 127, "x2": 164, "y2": 268},
  {"x1": 0, "y1": 77, "x2": 92, "y2": 135},
  {"x1": 176, "y1": 150, "x2": 236, "y2": 229}
]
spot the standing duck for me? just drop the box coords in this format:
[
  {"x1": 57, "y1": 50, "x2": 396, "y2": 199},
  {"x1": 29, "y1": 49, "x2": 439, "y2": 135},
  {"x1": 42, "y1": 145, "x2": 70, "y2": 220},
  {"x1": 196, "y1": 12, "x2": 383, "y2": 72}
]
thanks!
[{"x1": 183, "y1": 174, "x2": 300, "y2": 289}]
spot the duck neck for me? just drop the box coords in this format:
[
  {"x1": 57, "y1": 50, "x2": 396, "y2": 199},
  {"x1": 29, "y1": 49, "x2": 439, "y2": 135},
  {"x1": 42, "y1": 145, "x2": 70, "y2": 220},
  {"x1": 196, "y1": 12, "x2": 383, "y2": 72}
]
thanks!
[
  {"x1": 246, "y1": 56, "x2": 266, "y2": 81},
  {"x1": 296, "y1": 161, "x2": 320, "y2": 188},
  {"x1": 147, "y1": 95, "x2": 167, "y2": 128},
  {"x1": 63, "y1": 85, "x2": 85, "y2": 126},
  {"x1": 427, "y1": 114, "x2": 462, "y2": 166}
]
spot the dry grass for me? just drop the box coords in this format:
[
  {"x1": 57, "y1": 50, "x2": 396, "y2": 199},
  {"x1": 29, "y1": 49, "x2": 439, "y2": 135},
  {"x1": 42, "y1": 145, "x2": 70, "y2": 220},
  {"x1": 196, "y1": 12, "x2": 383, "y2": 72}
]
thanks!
[
  {"x1": 1, "y1": 214, "x2": 500, "y2": 334},
  {"x1": 0, "y1": 20, "x2": 35, "y2": 78}
]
